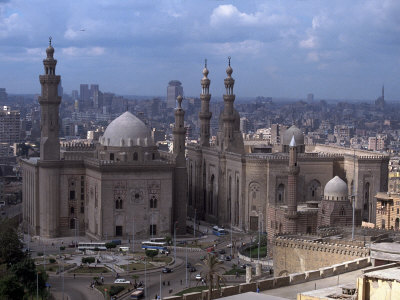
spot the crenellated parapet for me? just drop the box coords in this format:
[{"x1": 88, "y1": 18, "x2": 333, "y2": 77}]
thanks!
[
  {"x1": 61, "y1": 141, "x2": 96, "y2": 151},
  {"x1": 274, "y1": 236, "x2": 369, "y2": 257}
]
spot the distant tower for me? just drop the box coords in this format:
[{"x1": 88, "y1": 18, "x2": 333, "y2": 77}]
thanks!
[
  {"x1": 167, "y1": 80, "x2": 183, "y2": 109},
  {"x1": 199, "y1": 59, "x2": 212, "y2": 147},
  {"x1": 222, "y1": 57, "x2": 235, "y2": 151},
  {"x1": 173, "y1": 95, "x2": 187, "y2": 234},
  {"x1": 39, "y1": 37, "x2": 61, "y2": 161},
  {"x1": 286, "y1": 135, "x2": 299, "y2": 232},
  {"x1": 375, "y1": 85, "x2": 385, "y2": 110}
]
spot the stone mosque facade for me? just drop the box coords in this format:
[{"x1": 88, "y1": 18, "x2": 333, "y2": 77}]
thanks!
[
  {"x1": 21, "y1": 42, "x2": 187, "y2": 239},
  {"x1": 187, "y1": 61, "x2": 389, "y2": 238}
]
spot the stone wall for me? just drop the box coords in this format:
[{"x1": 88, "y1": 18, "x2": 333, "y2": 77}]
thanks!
[{"x1": 273, "y1": 236, "x2": 369, "y2": 275}]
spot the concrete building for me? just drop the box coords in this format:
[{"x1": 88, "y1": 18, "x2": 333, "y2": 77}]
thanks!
[
  {"x1": 375, "y1": 192, "x2": 400, "y2": 230},
  {"x1": 20, "y1": 42, "x2": 187, "y2": 238},
  {"x1": 0, "y1": 88, "x2": 7, "y2": 103},
  {"x1": 0, "y1": 106, "x2": 20, "y2": 144},
  {"x1": 187, "y1": 60, "x2": 389, "y2": 236},
  {"x1": 167, "y1": 80, "x2": 183, "y2": 109},
  {"x1": 79, "y1": 84, "x2": 90, "y2": 109}
]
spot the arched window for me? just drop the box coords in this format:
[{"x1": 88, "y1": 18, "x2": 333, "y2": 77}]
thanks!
[
  {"x1": 110, "y1": 153, "x2": 114, "y2": 161},
  {"x1": 133, "y1": 152, "x2": 138, "y2": 160},
  {"x1": 340, "y1": 206, "x2": 345, "y2": 216},
  {"x1": 150, "y1": 195, "x2": 157, "y2": 208},
  {"x1": 208, "y1": 175, "x2": 215, "y2": 214},
  {"x1": 116, "y1": 197, "x2": 123, "y2": 209},
  {"x1": 277, "y1": 184, "x2": 285, "y2": 203}
]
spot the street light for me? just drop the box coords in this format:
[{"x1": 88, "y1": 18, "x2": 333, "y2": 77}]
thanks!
[
  {"x1": 194, "y1": 209, "x2": 197, "y2": 239},
  {"x1": 174, "y1": 221, "x2": 178, "y2": 265}
]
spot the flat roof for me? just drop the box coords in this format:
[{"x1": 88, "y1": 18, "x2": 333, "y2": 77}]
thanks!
[
  {"x1": 299, "y1": 285, "x2": 355, "y2": 299},
  {"x1": 218, "y1": 292, "x2": 288, "y2": 300},
  {"x1": 364, "y1": 267, "x2": 400, "y2": 282}
]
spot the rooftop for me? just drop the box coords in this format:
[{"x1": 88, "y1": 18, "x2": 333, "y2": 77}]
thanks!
[{"x1": 364, "y1": 266, "x2": 400, "y2": 282}]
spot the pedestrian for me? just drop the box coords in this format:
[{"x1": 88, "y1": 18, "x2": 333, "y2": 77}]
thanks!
[
  {"x1": 180, "y1": 279, "x2": 182, "y2": 285},
  {"x1": 73, "y1": 273, "x2": 76, "y2": 279},
  {"x1": 168, "y1": 281, "x2": 170, "y2": 286},
  {"x1": 101, "y1": 276, "x2": 104, "y2": 283},
  {"x1": 163, "y1": 281, "x2": 165, "y2": 286},
  {"x1": 257, "y1": 287, "x2": 260, "y2": 293},
  {"x1": 155, "y1": 294, "x2": 157, "y2": 299}
]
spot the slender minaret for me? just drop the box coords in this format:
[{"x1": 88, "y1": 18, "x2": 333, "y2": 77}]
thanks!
[
  {"x1": 173, "y1": 95, "x2": 187, "y2": 234},
  {"x1": 39, "y1": 37, "x2": 61, "y2": 161},
  {"x1": 286, "y1": 135, "x2": 299, "y2": 232},
  {"x1": 222, "y1": 57, "x2": 235, "y2": 151},
  {"x1": 382, "y1": 84, "x2": 384, "y2": 101},
  {"x1": 199, "y1": 59, "x2": 212, "y2": 147}
]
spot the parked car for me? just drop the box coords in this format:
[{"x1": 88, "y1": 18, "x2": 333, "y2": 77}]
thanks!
[
  {"x1": 189, "y1": 266, "x2": 197, "y2": 272},
  {"x1": 195, "y1": 274, "x2": 202, "y2": 280},
  {"x1": 219, "y1": 255, "x2": 226, "y2": 261},
  {"x1": 114, "y1": 278, "x2": 131, "y2": 284},
  {"x1": 225, "y1": 255, "x2": 232, "y2": 261},
  {"x1": 241, "y1": 263, "x2": 252, "y2": 269},
  {"x1": 186, "y1": 262, "x2": 192, "y2": 268},
  {"x1": 160, "y1": 249, "x2": 170, "y2": 255},
  {"x1": 162, "y1": 267, "x2": 173, "y2": 273},
  {"x1": 226, "y1": 243, "x2": 233, "y2": 248}
]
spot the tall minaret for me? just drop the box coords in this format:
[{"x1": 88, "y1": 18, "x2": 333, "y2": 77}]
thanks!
[
  {"x1": 39, "y1": 37, "x2": 61, "y2": 161},
  {"x1": 173, "y1": 95, "x2": 187, "y2": 234},
  {"x1": 382, "y1": 84, "x2": 384, "y2": 101},
  {"x1": 222, "y1": 57, "x2": 235, "y2": 151},
  {"x1": 286, "y1": 135, "x2": 299, "y2": 232},
  {"x1": 199, "y1": 59, "x2": 212, "y2": 147}
]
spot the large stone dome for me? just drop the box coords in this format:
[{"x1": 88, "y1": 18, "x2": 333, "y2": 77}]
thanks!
[
  {"x1": 101, "y1": 111, "x2": 153, "y2": 147},
  {"x1": 282, "y1": 125, "x2": 304, "y2": 145},
  {"x1": 324, "y1": 176, "x2": 348, "y2": 200}
]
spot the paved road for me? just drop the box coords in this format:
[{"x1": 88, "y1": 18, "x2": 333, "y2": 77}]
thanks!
[{"x1": 49, "y1": 276, "x2": 102, "y2": 300}]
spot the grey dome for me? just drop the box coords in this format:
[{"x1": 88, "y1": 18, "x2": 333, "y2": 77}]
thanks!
[
  {"x1": 101, "y1": 111, "x2": 153, "y2": 147},
  {"x1": 324, "y1": 176, "x2": 348, "y2": 200},
  {"x1": 282, "y1": 125, "x2": 304, "y2": 145}
]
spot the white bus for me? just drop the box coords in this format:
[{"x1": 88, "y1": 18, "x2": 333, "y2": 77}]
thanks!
[
  {"x1": 141, "y1": 241, "x2": 168, "y2": 251},
  {"x1": 78, "y1": 242, "x2": 107, "y2": 251}
]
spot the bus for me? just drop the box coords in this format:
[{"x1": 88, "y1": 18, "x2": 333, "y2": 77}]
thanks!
[
  {"x1": 141, "y1": 241, "x2": 168, "y2": 251},
  {"x1": 78, "y1": 242, "x2": 107, "y2": 251},
  {"x1": 212, "y1": 226, "x2": 228, "y2": 236}
]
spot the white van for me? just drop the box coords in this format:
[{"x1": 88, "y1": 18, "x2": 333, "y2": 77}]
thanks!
[{"x1": 119, "y1": 246, "x2": 130, "y2": 252}]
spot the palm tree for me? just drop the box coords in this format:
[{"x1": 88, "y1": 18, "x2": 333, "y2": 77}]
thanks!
[{"x1": 197, "y1": 253, "x2": 225, "y2": 300}]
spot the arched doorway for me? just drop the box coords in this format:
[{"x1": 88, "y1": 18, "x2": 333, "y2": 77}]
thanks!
[{"x1": 277, "y1": 184, "x2": 285, "y2": 204}]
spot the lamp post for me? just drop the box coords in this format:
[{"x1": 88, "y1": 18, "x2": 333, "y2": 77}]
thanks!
[
  {"x1": 144, "y1": 258, "x2": 147, "y2": 299},
  {"x1": 174, "y1": 221, "x2": 178, "y2": 265},
  {"x1": 194, "y1": 209, "x2": 197, "y2": 238},
  {"x1": 185, "y1": 242, "x2": 188, "y2": 287},
  {"x1": 132, "y1": 218, "x2": 135, "y2": 253}
]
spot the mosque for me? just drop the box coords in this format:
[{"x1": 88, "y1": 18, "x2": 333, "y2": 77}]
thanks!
[
  {"x1": 186, "y1": 60, "x2": 389, "y2": 238},
  {"x1": 21, "y1": 41, "x2": 389, "y2": 240},
  {"x1": 21, "y1": 42, "x2": 187, "y2": 239}
]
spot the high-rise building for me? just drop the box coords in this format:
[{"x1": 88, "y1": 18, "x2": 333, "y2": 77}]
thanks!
[
  {"x1": 71, "y1": 90, "x2": 78, "y2": 100},
  {"x1": 80, "y1": 84, "x2": 90, "y2": 109},
  {"x1": 0, "y1": 106, "x2": 20, "y2": 144},
  {"x1": 0, "y1": 88, "x2": 7, "y2": 104},
  {"x1": 167, "y1": 80, "x2": 183, "y2": 109},
  {"x1": 307, "y1": 93, "x2": 314, "y2": 103}
]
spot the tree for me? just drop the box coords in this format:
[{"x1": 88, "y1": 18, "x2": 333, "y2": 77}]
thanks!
[
  {"x1": 82, "y1": 257, "x2": 96, "y2": 265},
  {"x1": 0, "y1": 274, "x2": 24, "y2": 300},
  {"x1": 105, "y1": 242, "x2": 117, "y2": 249},
  {"x1": 145, "y1": 249, "x2": 159, "y2": 261},
  {"x1": 0, "y1": 219, "x2": 25, "y2": 267},
  {"x1": 196, "y1": 253, "x2": 225, "y2": 300},
  {"x1": 11, "y1": 258, "x2": 48, "y2": 297}
]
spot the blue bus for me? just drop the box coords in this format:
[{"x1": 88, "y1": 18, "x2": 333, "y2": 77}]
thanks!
[
  {"x1": 141, "y1": 241, "x2": 168, "y2": 251},
  {"x1": 212, "y1": 226, "x2": 228, "y2": 236}
]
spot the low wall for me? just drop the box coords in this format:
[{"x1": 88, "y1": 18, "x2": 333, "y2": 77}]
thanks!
[
  {"x1": 175, "y1": 257, "x2": 371, "y2": 300},
  {"x1": 238, "y1": 252, "x2": 271, "y2": 266}
]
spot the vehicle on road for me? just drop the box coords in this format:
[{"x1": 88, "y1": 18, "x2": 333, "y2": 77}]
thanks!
[
  {"x1": 119, "y1": 246, "x2": 130, "y2": 252},
  {"x1": 195, "y1": 274, "x2": 202, "y2": 280},
  {"x1": 186, "y1": 263, "x2": 192, "y2": 268},
  {"x1": 130, "y1": 288, "x2": 144, "y2": 299},
  {"x1": 160, "y1": 249, "x2": 170, "y2": 254},
  {"x1": 189, "y1": 266, "x2": 197, "y2": 272},
  {"x1": 78, "y1": 242, "x2": 107, "y2": 251},
  {"x1": 114, "y1": 278, "x2": 131, "y2": 284},
  {"x1": 218, "y1": 249, "x2": 226, "y2": 254},
  {"x1": 225, "y1": 255, "x2": 232, "y2": 261},
  {"x1": 206, "y1": 246, "x2": 215, "y2": 253},
  {"x1": 227, "y1": 243, "x2": 233, "y2": 248},
  {"x1": 241, "y1": 263, "x2": 252, "y2": 269},
  {"x1": 162, "y1": 267, "x2": 173, "y2": 273},
  {"x1": 142, "y1": 241, "x2": 168, "y2": 251},
  {"x1": 212, "y1": 226, "x2": 228, "y2": 236}
]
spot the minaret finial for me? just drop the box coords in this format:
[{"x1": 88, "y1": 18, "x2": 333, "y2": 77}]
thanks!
[
  {"x1": 177, "y1": 95, "x2": 183, "y2": 109},
  {"x1": 205, "y1": 58, "x2": 207, "y2": 68},
  {"x1": 228, "y1": 56, "x2": 231, "y2": 66},
  {"x1": 49, "y1": 36, "x2": 52, "y2": 46}
]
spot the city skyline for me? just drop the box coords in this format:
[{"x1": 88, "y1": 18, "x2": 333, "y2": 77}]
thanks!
[{"x1": 0, "y1": 0, "x2": 400, "y2": 100}]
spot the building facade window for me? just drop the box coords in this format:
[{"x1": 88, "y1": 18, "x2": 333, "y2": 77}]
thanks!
[
  {"x1": 70, "y1": 218, "x2": 75, "y2": 229},
  {"x1": 150, "y1": 195, "x2": 157, "y2": 208},
  {"x1": 115, "y1": 197, "x2": 123, "y2": 209},
  {"x1": 69, "y1": 190, "x2": 75, "y2": 200},
  {"x1": 115, "y1": 226, "x2": 123, "y2": 236},
  {"x1": 150, "y1": 224, "x2": 157, "y2": 235},
  {"x1": 70, "y1": 206, "x2": 75, "y2": 214}
]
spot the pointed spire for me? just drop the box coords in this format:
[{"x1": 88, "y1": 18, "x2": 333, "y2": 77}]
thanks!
[
  {"x1": 289, "y1": 135, "x2": 296, "y2": 147},
  {"x1": 202, "y1": 58, "x2": 209, "y2": 79},
  {"x1": 49, "y1": 36, "x2": 52, "y2": 46},
  {"x1": 226, "y1": 56, "x2": 233, "y2": 77},
  {"x1": 177, "y1": 95, "x2": 183, "y2": 109}
]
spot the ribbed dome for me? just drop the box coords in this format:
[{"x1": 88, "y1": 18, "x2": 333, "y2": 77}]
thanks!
[
  {"x1": 101, "y1": 112, "x2": 153, "y2": 147},
  {"x1": 282, "y1": 125, "x2": 304, "y2": 145},
  {"x1": 324, "y1": 176, "x2": 348, "y2": 200}
]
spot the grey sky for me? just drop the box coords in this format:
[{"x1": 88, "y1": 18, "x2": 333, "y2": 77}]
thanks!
[{"x1": 0, "y1": 0, "x2": 399, "y2": 100}]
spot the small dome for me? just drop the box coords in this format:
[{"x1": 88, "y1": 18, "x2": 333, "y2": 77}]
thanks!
[
  {"x1": 202, "y1": 67, "x2": 209, "y2": 77},
  {"x1": 324, "y1": 176, "x2": 348, "y2": 200},
  {"x1": 46, "y1": 45, "x2": 54, "y2": 58},
  {"x1": 282, "y1": 125, "x2": 304, "y2": 145},
  {"x1": 101, "y1": 111, "x2": 153, "y2": 147},
  {"x1": 226, "y1": 65, "x2": 233, "y2": 77}
]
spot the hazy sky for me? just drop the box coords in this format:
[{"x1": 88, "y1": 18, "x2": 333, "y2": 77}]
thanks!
[{"x1": 1, "y1": 0, "x2": 399, "y2": 100}]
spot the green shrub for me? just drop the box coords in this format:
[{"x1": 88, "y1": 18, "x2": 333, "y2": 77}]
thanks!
[
  {"x1": 109, "y1": 285, "x2": 124, "y2": 296},
  {"x1": 49, "y1": 258, "x2": 56, "y2": 264},
  {"x1": 59, "y1": 246, "x2": 65, "y2": 251},
  {"x1": 105, "y1": 242, "x2": 117, "y2": 249},
  {"x1": 82, "y1": 257, "x2": 96, "y2": 265},
  {"x1": 145, "y1": 249, "x2": 159, "y2": 260}
]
